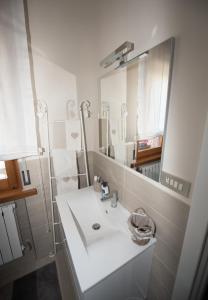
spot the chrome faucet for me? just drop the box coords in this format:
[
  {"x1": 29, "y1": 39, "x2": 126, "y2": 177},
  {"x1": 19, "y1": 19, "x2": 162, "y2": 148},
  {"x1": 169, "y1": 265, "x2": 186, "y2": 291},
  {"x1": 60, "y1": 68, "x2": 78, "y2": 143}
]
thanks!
[
  {"x1": 111, "y1": 191, "x2": 118, "y2": 208},
  {"x1": 100, "y1": 181, "x2": 118, "y2": 208}
]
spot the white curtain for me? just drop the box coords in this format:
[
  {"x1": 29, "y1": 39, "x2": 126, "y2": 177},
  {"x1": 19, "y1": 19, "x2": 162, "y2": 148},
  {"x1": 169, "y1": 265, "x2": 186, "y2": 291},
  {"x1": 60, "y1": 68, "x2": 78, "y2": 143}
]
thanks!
[
  {"x1": 137, "y1": 42, "x2": 170, "y2": 140},
  {"x1": 0, "y1": 0, "x2": 38, "y2": 160}
]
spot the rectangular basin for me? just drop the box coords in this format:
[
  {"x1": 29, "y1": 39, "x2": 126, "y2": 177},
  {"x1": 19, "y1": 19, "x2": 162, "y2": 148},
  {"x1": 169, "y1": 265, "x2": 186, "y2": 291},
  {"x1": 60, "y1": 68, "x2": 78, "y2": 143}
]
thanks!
[{"x1": 67, "y1": 189, "x2": 121, "y2": 248}]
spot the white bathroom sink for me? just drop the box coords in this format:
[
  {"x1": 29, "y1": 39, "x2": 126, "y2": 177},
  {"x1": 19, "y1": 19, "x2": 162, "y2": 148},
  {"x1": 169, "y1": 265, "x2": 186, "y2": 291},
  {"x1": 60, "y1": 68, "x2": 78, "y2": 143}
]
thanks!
[
  {"x1": 67, "y1": 188, "x2": 129, "y2": 248},
  {"x1": 56, "y1": 186, "x2": 156, "y2": 293}
]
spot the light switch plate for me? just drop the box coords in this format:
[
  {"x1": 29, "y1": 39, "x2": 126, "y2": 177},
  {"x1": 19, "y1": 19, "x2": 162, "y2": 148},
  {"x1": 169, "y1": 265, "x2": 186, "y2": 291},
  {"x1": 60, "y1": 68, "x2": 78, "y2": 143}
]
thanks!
[{"x1": 160, "y1": 171, "x2": 191, "y2": 197}]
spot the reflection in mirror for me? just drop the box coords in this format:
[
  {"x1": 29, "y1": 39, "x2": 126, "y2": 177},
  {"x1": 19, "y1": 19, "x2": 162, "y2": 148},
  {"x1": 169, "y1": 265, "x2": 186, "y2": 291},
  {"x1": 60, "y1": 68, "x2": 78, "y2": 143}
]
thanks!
[{"x1": 99, "y1": 38, "x2": 174, "y2": 182}]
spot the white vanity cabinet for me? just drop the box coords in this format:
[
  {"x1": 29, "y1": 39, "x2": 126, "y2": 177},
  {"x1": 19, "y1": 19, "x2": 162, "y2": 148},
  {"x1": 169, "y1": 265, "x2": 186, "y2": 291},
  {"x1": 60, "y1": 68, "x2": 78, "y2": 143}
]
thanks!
[
  {"x1": 68, "y1": 243, "x2": 154, "y2": 300},
  {"x1": 57, "y1": 187, "x2": 156, "y2": 300}
]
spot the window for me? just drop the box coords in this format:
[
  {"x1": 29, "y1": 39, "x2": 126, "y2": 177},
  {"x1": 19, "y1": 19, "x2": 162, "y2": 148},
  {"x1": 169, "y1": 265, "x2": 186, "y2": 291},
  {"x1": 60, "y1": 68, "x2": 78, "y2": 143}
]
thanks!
[
  {"x1": 0, "y1": 0, "x2": 38, "y2": 161},
  {"x1": 0, "y1": 160, "x2": 22, "y2": 192},
  {"x1": 0, "y1": 161, "x2": 7, "y2": 179},
  {"x1": 0, "y1": 160, "x2": 37, "y2": 203}
]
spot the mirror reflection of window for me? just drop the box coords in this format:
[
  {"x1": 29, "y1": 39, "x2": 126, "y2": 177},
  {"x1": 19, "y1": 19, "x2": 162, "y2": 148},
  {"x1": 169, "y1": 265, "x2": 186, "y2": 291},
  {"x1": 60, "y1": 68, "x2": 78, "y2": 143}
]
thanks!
[
  {"x1": 137, "y1": 43, "x2": 170, "y2": 141},
  {"x1": 135, "y1": 40, "x2": 172, "y2": 182}
]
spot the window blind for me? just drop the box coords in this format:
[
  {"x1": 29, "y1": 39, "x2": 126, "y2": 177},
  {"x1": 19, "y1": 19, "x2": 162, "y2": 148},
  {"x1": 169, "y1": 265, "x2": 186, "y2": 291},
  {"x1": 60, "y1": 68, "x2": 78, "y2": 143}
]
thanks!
[{"x1": 0, "y1": 0, "x2": 38, "y2": 160}]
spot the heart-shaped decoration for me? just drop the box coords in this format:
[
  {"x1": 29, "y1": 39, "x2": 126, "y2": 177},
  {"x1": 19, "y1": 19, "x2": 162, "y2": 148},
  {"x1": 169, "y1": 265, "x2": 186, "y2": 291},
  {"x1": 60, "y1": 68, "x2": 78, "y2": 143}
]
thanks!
[{"x1": 71, "y1": 132, "x2": 79, "y2": 139}]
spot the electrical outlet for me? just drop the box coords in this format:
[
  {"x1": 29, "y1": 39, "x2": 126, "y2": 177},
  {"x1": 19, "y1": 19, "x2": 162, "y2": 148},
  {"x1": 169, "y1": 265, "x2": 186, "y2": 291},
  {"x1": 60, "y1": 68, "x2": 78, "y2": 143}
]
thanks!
[
  {"x1": 160, "y1": 171, "x2": 191, "y2": 197},
  {"x1": 178, "y1": 183, "x2": 183, "y2": 192},
  {"x1": 174, "y1": 181, "x2": 178, "y2": 189}
]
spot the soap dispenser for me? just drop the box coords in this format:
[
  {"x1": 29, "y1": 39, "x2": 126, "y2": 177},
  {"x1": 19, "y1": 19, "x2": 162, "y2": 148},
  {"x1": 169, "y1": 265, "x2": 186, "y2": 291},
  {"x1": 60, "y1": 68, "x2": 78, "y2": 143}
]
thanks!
[{"x1": 101, "y1": 181, "x2": 110, "y2": 200}]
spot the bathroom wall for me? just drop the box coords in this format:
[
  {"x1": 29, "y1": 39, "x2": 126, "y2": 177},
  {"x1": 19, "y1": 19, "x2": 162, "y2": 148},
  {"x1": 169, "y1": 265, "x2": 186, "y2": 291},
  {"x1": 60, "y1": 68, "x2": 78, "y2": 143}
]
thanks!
[
  {"x1": 172, "y1": 112, "x2": 208, "y2": 300},
  {"x1": 24, "y1": 2, "x2": 208, "y2": 300},
  {"x1": 24, "y1": 0, "x2": 98, "y2": 278},
  {"x1": 0, "y1": 0, "x2": 98, "y2": 288},
  {"x1": 1, "y1": 1, "x2": 207, "y2": 299},
  {"x1": 92, "y1": 1, "x2": 208, "y2": 299},
  {"x1": 96, "y1": 0, "x2": 208, "y2": 190},
  {"x1": 0, "y1": 154, "x2": 94, "y2": 290},
  {"x1": 0, "y1": 157, "x2": 54, "y2": 287},
  {"x1": 24, "y1": 0, "x2": 208, "y2": 198},
  {"x1": 24, "y1": 0, "x2": 208, "y2": 188},
  {"x1": 26, "y1": 0, "x2": 99, "y2": 151},
  {"x1": 92, "y1": 151, "x2": 190, "y2": 300}
]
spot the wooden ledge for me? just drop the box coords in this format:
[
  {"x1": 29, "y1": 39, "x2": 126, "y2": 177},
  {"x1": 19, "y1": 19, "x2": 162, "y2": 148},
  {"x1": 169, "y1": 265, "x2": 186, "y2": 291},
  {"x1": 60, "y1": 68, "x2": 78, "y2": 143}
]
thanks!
[{"x1": 0, "y1": 188, "x2": 37, "y2": 205}]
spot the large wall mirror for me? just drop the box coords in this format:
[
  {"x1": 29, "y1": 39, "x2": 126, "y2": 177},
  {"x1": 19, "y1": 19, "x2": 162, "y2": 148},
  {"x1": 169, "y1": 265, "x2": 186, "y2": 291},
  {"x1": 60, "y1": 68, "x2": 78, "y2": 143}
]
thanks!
[{"x1": 99, "y1": 38, "x2": 174, "y2": 182}]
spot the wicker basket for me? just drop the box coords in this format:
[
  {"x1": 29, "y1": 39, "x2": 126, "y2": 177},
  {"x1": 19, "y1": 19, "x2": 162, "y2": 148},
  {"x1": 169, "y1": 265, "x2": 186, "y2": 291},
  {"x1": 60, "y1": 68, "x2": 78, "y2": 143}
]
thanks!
[{"x1": 128, "y1": 208, "x2": 155, "y2": 246}]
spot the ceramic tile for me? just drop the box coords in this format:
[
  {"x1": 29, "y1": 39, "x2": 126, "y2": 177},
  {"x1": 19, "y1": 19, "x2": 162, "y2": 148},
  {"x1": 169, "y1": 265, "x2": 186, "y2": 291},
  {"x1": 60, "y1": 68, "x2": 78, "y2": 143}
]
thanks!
[
  {"x1": 148, "y1": 273, "x2": 172, "y2": 300},
  {"x1": 15, "y1": 199, "x2": 30, "y2": 230},
  {"x1": 11, "y1": 262, "x2": 61, "y2": 300},
  {"x1": 153, "y1": 236, "x2": 179, "y2": 275},
  {"x1": 122, "y1": 188, "x2": 185, "y2": 256},
  {"x1": 151, "y1": 255, "x2": 175, "y2": 294},
  {"x1": 124, "y1": 169, "x2": 189, "y2": 233},
  {"x1": 0, "y1": 282, "x2": 13, "y2": 300},
  {"x1": 31, "y1": 224, "x2": 53, "y2": 259},
  {"x1": 91, "y1": 151, "x2": 189, "y2": 300},
  {"x1": 26, "y1": 191, "x2": 49, "y2": 229},
  {"x1": 0, "y1": 251, "x2": 36, "y2": 288},
  {"x1": 25, "y1": 158, "x2": 42, "y2": 187}
]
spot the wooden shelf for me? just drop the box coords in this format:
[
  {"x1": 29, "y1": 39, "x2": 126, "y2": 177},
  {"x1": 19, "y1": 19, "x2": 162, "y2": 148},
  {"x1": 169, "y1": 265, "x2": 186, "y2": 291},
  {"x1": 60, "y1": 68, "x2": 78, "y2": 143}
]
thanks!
[{"x1": 0, "y1": 188, "x2": 37, "y2": 205}]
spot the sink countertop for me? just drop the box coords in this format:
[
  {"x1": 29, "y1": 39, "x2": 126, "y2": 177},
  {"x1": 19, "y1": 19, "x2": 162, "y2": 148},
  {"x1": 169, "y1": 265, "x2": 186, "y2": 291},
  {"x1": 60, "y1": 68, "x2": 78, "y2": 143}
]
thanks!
[{"x1": 56, "y1": 186, "x2": 156, "y2": 293}]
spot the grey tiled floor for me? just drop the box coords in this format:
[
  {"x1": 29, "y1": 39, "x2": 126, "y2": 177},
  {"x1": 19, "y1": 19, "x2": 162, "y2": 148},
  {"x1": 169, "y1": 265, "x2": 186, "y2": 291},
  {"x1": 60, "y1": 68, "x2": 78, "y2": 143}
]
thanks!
[
  {"x1": 0, "y1": 263, "x2": 62, "y2": 300},
  {"x1": 0, "y1": 282, "x2": 13, "y2": 300}
]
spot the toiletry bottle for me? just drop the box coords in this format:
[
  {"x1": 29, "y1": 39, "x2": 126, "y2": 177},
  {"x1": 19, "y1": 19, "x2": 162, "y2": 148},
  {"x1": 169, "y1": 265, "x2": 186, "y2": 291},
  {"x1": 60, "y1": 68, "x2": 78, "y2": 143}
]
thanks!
[{"x1": 101, "y1": 181, "x2": 110, "y2": 199}]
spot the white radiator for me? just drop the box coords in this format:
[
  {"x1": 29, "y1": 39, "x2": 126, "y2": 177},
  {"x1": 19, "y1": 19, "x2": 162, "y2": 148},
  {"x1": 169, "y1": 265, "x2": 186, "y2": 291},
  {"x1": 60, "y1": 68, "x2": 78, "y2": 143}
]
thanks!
[
  {"x1": 138, "y1": 161, "x2": 161, "y2": 182},
  {"x1": 0, "y1": 204, "x2": 23, "y2": 265}
]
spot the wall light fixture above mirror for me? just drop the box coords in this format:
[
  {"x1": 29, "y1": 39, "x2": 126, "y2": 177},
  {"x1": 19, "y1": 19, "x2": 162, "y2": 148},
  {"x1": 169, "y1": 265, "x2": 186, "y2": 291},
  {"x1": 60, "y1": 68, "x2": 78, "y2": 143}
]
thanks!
[
  {"x1": 99, "y1": 38, "x2": 175, "y2": 184},
  {"x1": 100, "y1": 41, "x2": 134, "y2": 69}
]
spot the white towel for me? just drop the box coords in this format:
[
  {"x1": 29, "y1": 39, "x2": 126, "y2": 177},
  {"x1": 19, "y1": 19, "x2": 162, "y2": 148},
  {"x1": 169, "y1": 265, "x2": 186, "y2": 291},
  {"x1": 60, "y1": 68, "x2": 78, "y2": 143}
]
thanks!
[
  {"x1": 114, "y1": 144, "x2": 126, "y2": 165},
  {"x1": 126, "y1": 142, "x2": 135, "y2": 167},
  {"x1": 55, "y1": 176, "x2": 78, "y2": 194},
  {"x1": 65, "y1": 120, "x2": 81, "y2": 151},
  {"x1": 52, "y1": 149, "x2": 78, "y2": 194},
  {"x1": 114, "y1": 142, "x2": 134, "y2": 166}
]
